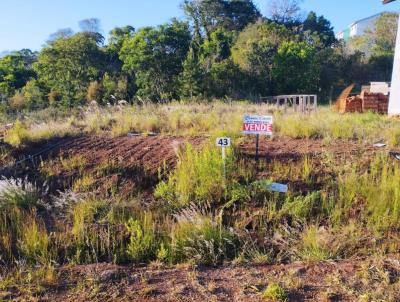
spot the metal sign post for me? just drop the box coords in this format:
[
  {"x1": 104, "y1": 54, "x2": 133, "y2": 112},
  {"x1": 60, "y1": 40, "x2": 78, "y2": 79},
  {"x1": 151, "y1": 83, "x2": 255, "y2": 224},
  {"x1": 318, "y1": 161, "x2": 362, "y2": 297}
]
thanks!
[
  {"x1": 243, "y1": 115, "x2": 273, "y2": 162},
  {"x1": 255, "y1": 134, "x2": 260, "y2": 162}
]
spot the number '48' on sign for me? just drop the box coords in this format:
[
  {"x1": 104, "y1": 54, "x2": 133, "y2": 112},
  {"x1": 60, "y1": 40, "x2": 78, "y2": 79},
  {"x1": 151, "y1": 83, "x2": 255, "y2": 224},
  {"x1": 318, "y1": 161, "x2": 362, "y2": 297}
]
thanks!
[{"x1": 216, "y1": 137, "x2": 231, "y2": 147}]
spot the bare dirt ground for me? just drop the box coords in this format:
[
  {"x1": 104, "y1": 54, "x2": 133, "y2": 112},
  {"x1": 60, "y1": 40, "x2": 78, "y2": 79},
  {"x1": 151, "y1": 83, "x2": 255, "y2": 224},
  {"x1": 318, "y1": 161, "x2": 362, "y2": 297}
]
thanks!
[
  {"x1": 54, "y1": 135, "x2": 384, "y2": 164},
  {"x1": 57, "y1": 135, "x2": 204, "y2": 174},
  {"x1": 10, "y1": 134, "x2": 385, "y2": 171},
  {"x1": 238, "y1": 136, "x2": 380, "y2": 160},
  {"x1": 8, "y1": 254, "x2": 399, "y2": 302},
  {"x1": 3, "y1": 135, "x2": 389, "y2": 197}
]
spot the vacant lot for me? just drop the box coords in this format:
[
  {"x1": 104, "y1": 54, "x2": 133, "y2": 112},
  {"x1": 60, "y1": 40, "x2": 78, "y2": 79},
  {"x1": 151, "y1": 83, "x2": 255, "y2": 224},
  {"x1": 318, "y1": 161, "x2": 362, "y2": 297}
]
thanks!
[{"x1": 1, "y1": 103, "x2": 400, "y2": 301}]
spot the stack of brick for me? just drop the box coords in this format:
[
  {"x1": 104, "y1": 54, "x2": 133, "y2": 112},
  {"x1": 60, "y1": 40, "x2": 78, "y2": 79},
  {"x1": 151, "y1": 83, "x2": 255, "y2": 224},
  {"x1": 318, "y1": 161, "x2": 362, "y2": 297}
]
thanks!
[
  {"x1": 336, "y1": 90, "x2": 389, "y2": 114},
  {"x1": 344, "y1": 96, "x2": 363, "y2": 113},
  {"x1": 360, "y1": 91, "x2": 389, "y2": 114}
]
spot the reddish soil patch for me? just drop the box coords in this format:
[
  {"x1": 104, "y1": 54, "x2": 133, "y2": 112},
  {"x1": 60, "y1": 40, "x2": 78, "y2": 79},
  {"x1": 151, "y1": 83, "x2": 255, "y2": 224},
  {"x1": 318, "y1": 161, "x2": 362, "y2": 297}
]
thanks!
[
  {"x1": 0, "y1": 135, "x2": 204, "y2": 197},
  {"x1": 43, "y1": 135, "x2": 204, "y2": 196},
  {"x1": 13, "y1": 254, "x2": 400, "y2": 302},
  {"x1": 2, "y1": 135, "x2": 391, "y2": 197},
  {"x1": 238, "y1": 136, "x2": 378, "y2": 161},
  {"x1": 58, "y1": 135, "x2": 203, "y2": 174}
]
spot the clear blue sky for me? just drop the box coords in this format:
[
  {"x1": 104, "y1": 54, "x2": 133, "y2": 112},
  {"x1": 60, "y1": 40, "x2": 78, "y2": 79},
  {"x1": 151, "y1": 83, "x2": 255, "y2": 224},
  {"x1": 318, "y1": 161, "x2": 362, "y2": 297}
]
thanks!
[{"x1": 0, "y1": 0, "x2": 399, "y2": 53}]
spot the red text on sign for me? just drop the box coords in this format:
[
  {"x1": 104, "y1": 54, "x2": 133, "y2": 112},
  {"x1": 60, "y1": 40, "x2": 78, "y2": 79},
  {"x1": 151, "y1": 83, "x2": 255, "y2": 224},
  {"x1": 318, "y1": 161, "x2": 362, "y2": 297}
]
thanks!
[{"x1": 243, "y1": 123, "x2": 273, "y2": 132}]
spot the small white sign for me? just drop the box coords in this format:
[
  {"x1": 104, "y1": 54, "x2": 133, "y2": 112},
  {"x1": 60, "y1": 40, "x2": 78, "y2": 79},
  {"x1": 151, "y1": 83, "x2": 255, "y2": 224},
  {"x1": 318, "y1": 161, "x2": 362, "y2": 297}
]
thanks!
[
  {"x1": 216, "y1": 137, "x2": 231, "y2": 147},
  {"x1": 373, "y1": 143, "x2": 387, "y2": 148},
  {"x1": 268, "y1": 182, "x2": 288, "y2": 193}
]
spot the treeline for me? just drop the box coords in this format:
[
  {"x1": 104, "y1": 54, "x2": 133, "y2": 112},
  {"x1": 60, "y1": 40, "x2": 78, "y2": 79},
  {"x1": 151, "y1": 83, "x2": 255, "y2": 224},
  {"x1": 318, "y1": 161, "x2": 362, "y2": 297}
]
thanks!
[{"x1": 0, "y1": 0, "x2": 397, "y2": 111}]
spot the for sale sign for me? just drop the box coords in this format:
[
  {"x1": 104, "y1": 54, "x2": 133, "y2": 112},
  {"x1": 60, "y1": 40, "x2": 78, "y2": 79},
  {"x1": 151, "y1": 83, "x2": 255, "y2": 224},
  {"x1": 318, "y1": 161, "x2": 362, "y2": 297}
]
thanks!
[{"x1": 243, "y1": 115, "x2": 273, "y2": 135}]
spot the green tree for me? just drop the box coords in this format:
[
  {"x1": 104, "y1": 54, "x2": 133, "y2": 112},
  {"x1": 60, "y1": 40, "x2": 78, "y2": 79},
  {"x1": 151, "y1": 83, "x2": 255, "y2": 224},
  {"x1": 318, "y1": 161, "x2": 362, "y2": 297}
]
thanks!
[
  {"x1": 201, "y1": 28, "x2": 235, "y2": 69},
  {"x1": 180, "y1": 47, "x2": 204, "y2": 99},
  {"x1": 343, "y1": 14, "x2": 398, "y2": 88},
  {"x1": 108, "y1": 26, "x2": 135, "y2": 53},
  {"x1": 221, "y1": 0, "x2": 261, "y2": 32},
  {"x1": 367, "y1": 12, "x2": 398, "y2": 57},
  {"x1": 273, "y1": 41, "x2": 319, "y2": 94},
  {"x1": 120, "y1": 19, "x2": 191, "y2": 101},
  {"x1": 34, "y1": 32, "x2": 105, "y2": 107},
  {"x1": 21, "y1": 80, "x2": 45, "y2": 109},
  {"x1": 232, "y1": 22, "x2": 294, "y2": 96},
  {"x1": 207, "y1": 59, "x2": 243, "y2": 98},
  {"x1": 183, "y1": 0, "x2": 260, "y2": 41},
  {"x1": 79, "y1": 18, "x2": 105, "y2": 45},
  {"x1": 106, "y1": 26, "x2": 135, "y2": 75},
  {"x1": 302, "y1": 11, "x2": 336, "y2": 48},
  {"x1": 101, "y1": 73, "x2": 116, "y2": 102},
  {"x1": 348, "y1": 13, "x2": 398, "y2": 58},
  {"x1": 47, "y1": 28, "x2": 74, "y2": 43},
  {"x1": 0, "y1": 53, "x2": 35, "y2": 98}
]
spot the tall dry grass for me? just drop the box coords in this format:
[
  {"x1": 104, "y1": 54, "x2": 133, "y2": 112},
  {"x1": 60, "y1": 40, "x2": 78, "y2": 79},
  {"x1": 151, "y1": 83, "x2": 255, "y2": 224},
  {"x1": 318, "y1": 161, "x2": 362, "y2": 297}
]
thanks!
[{"x1": 4, "y1": 102, "x2": 400, "y2": 147}]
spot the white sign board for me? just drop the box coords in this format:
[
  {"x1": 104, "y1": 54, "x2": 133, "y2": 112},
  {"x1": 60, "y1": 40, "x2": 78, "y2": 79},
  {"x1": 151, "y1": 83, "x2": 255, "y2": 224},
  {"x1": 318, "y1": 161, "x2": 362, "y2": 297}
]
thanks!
[
  {"x1": 216, "y1": 137, "x2": 231, "y2": 147},
  {"x1": 243, "y1": 115, "x2": 273, "y2": 136},
  {"x1": 370, "y1": 82, "x2": 390, "y2": 96},
  {"x1": 268, "y1": 182, "x2": 288, "y2": 193}
]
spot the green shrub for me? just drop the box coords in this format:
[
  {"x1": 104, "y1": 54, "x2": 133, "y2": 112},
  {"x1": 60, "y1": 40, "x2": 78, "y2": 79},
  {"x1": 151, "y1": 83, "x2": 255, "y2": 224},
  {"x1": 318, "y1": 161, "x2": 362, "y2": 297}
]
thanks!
[
  {"x1": 282, "y1": 191, "x2": 332, "y2": 221},
  {"x1": 70, "y1": 200, "x2": 126, "y2": 264},
  {"x1": 126, "y1": 213, "x2": 157, "y2": 263},
  {"x1": 18, "y1": 215, "x2": 53, "y2": 265},
  {"x1": 0, "y1": 179, "x2": 42, "y2": 264},
  {"x1": 4, "y1": 119, "x2": 29, "y2": 147},
  {"x1": 297, "y1": 225, "x2": 332, "y2": 261},
  {"x1": 262, "y1": 283, "x2": 288, "y2": 301},
  {"x1": 155, "y1": 143, "x2": 232, "y2": 208},
  {"x1": 156, "y1": 242, "x2": 170, "y2": 263}
]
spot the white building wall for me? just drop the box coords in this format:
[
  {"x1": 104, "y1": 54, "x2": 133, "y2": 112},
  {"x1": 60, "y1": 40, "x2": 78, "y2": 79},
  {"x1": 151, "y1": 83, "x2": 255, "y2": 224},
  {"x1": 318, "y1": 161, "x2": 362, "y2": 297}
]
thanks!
[
  {"x1": 350, "y1": 15, "x2": 379, "y2": 38},
  {"x1": 388, "y1": 18, "x2": 400, "y2": 115},
  {"x1": 350, "y1": 23, "x2": 358, "y2": 37},
  {"x1": 336, "y1": 13, "x2": 385, "y2": 41}
]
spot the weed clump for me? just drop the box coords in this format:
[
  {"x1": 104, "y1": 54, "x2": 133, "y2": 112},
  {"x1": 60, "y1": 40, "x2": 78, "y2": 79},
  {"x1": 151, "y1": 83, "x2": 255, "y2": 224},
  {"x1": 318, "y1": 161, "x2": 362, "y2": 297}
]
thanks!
[
  {"x1": 4, "y1": 119, "x2": 29, "y2": 147},
  {"x1": 170, "y1": 206, "x2": 237, "y2": 265},
  {"x1": 126, "y1": 213, "x2": 157, "y2": 263},
  {"x1": 334, "y1": 154, "x2": 400, "y2": 231},
  {"x1": 0, "y1": 178, "x2": 48, "y2": 265},
  {"x1": 155, "y1": 143, "x2": 232, "y2": 208},
  {"x1": 262, "y1": 283, "x2": 288, "y2": 301}
]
